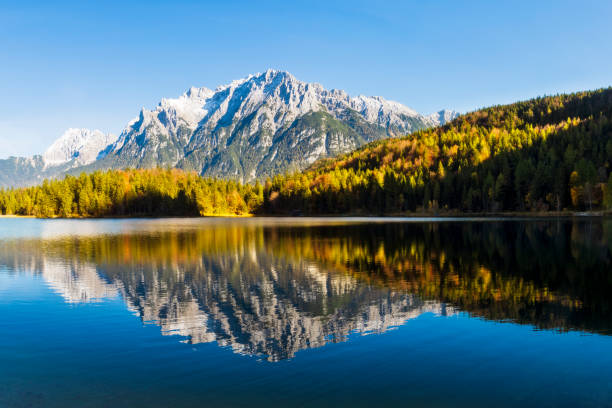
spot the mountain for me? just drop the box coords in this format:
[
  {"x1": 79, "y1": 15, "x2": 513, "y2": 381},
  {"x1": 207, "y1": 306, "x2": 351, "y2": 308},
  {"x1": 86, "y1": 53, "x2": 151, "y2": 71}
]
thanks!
[
  {"x1": 0, "y1": 128, "x2": 116, "y2": 187},
  {"x1": 427, "y1": 109, "x2": 459, "y2": 125},
  {"x1": 91, "y1": 69, "x2": 456, "y2": 182},
  {"x1": 0, "y1": 70, "x2": 457, "y2": 187},
  {"x1": 42, "y1": 128, "x2": 117, "y2": 167},
  {"x1": 0, "y1": 156, "x2": 45, "y2": 189}
]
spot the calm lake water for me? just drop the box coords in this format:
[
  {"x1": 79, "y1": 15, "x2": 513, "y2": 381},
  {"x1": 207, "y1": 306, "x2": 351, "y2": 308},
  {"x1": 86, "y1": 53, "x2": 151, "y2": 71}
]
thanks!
[{"x1": 1, "y1": 217, "x2": 611, "y2": 407}]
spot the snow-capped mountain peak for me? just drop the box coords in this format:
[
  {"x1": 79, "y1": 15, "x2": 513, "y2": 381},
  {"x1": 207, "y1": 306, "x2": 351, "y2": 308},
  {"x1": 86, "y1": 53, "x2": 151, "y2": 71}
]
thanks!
[
  {"x1": 1, "y1": 70, "x2": 458, "y2": 187},
  {"x1": 103, "y1": 70, "x2": 458, "y2": 182},
  {"x1": 42, "y1": 128, "x2": 117, "y2": 167}
]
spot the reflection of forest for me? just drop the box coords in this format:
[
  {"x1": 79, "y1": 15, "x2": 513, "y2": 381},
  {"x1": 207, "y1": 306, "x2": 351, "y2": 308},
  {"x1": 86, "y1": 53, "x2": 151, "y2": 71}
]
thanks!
[
  {"x1": 264, "y1": 220, "x2": 612, "y2": 334},
  {"x1": 0, "y1": 219, "x2": 610, "y2": 360}
]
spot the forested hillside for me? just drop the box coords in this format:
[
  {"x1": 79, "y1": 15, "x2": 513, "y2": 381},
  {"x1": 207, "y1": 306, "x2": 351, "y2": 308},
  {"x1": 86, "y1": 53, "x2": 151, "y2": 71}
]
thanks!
[
  {"x1": 263, "y1": 88, "x2": 612, "y2": 214},
  {"x1": 0, "y1": 169, "x2": 261, "y2": 217},
  {"x1": 2, "y1": 88, "x2": 612, "y2": 217}
]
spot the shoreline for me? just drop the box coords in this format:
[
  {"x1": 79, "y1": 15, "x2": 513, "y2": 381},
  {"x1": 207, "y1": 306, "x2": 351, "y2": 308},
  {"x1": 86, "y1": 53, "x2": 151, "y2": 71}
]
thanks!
[{"x1": 0, "y1": 211, "x2": 610, "y2": 220}]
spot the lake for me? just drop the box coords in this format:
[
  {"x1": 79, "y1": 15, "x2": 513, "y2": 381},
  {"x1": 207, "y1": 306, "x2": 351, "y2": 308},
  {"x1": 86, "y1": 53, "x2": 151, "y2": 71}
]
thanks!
[{"x1": 0, "y1": 217, "x2": 611, "y2": 407}]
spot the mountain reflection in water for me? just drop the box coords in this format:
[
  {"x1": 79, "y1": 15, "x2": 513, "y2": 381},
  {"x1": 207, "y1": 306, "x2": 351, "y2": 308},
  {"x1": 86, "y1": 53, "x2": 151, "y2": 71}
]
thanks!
[{"x1": 1, "y1": 218, "x2": 610, "y2": 361}]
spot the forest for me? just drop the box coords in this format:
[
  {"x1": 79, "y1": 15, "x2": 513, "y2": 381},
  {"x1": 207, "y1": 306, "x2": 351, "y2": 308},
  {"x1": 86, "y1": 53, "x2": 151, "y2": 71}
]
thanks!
[
  {"x1": 263, "y1": 87, "x2": 612, "y2": 214},
  {"x1": 0, "y1": 168, "x2": 261, "y2": 217},
  {"x1": 1, "y1": 88, "x2": 612, "y2": 217}
]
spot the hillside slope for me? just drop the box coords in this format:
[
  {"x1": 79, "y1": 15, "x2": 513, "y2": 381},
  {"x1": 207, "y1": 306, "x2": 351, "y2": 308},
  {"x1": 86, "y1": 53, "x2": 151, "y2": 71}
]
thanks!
[{"x1": 263, "y1": 88, "x2": 612, "y2": 213}]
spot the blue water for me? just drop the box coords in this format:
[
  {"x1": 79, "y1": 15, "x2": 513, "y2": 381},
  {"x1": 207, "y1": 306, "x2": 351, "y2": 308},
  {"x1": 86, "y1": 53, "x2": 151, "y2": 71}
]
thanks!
[{"x1": 0, "y1": 218, "x2": 611, "y2": 407}]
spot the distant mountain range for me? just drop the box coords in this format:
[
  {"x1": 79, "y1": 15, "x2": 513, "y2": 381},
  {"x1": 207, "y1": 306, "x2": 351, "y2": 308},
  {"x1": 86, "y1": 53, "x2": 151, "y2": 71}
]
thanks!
[{"x1": 0, "y1": 70, "x2": 457, "y2": 187}]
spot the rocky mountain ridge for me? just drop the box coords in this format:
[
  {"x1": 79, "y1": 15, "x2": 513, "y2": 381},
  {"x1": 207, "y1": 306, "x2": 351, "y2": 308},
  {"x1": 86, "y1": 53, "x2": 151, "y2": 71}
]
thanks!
[{"x1": 0, "y1": 70, "x2": 458, "y2": 187}]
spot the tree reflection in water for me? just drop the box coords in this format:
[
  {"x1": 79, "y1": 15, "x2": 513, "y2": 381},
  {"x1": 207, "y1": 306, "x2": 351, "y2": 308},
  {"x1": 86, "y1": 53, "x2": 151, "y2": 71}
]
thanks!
[{"x1": 0, "y1": 219, "x2": 610, "y2": 360}]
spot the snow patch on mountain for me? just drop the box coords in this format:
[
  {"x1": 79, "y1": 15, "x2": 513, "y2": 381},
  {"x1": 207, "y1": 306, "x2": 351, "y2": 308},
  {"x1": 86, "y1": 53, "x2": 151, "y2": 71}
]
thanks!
[
  {"x1": 42, "y1": 128, "x2": 117, "y2": 167},
  {"x1": 158, "y1": 86, "x2": 214, "y2": 130},
  {"x1": 112, "y1": 86, "x2": 216, "y2": 153}
]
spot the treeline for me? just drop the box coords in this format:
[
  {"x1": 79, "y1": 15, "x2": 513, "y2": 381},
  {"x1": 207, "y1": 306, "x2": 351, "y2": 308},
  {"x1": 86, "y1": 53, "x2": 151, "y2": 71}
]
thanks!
[
  {"x1": 263, "y1": 88, "x2": 612, "y2": 214},
  {"x1": 2, "y1": 88, "x2": 612, "y2": 217},
  {"x1": 0, "y1": 168, "x2": 263, "y2": 217}
]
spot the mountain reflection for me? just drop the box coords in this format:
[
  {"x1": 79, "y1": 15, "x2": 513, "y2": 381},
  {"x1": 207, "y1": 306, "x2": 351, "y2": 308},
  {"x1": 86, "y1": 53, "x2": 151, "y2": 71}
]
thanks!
[{"x1": 1, "y1": 219, "x2": 610, "y2": 360}]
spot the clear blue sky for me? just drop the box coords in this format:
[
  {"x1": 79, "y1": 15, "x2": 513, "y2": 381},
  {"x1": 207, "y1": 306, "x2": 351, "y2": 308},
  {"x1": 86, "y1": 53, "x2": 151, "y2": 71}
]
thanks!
[{"x1": 1, "y1": 0, "x2": 611, "y2": 158}]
